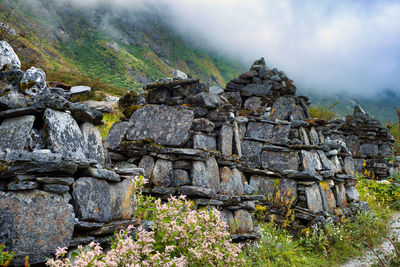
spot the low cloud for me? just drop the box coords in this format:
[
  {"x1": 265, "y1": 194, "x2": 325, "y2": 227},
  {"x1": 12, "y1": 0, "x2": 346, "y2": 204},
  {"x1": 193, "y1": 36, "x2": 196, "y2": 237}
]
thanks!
[{"x1": 65, "y1": 0, "x2": 400, "y2": 96}]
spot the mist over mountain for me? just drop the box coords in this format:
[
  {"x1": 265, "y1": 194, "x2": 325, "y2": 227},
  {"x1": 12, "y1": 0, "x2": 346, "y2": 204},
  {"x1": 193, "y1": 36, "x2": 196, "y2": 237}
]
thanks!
[{"x1": 1, "y1": 0, "x2": 399, "y2": 122}]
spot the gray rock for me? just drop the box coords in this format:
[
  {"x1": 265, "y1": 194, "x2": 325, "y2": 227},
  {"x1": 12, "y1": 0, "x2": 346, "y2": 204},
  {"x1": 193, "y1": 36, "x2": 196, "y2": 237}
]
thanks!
[
  {"x1": 43, "y1": 184, "x2": 70, "y2": 193},
  {"x1": 193, "y1": 134, "x2": 216, "y2": 150},
  {"x1": 0, "y1": 93, "x2": 29, "y2": 110},
  {"x1": 319, "y1": 184, "x2": 336, "y2": 212},
  {"x1": 7, "y1": 180, "x2": 39, "y2": 190},
  {"x1": 301, "y1": 150, "x2": 322, "y2": 179},
  {"x1": 222, "y1": 91, "x2": 242, "y2": 108},
  {"x1": 241, "y1": 140, "x2": 263, "y2": 168},
  {"x1": 172, "y1": 70, "x2": 187, "y2": 80},
  {"x1": 1, "y1": 151, "x2": 77, "y2": 177},
  {"x1": 306, "y1": 183, "x2": 323, "y2": 212},
  {"x1": 70, "y1": 85, "x2": 91, "y2": 95},
  {"x1": 0, "y1": 115, "x2": 35, "y2": 153},
  {"x1": 29, "y1": 128, "x2": 46, "y2": 151},
  {"x1": 317, "y1": 150, "x2": 335, "y2": 171},
  {"x1": 180, "y1": 186, "x2": 214, "y2": 198},
  {"x1": 139, "y1": 156, "x2": 155, "y2": 178},
  {"x1": 275, "y1": 179, "x2": 297, "y2": 205},
  {"x1": 299, "y1": 127, "x2": 310, "y2": 145},
  {"x1": 72, "y1": 177, "x2": 112, "y2": 222},
  {"x1": 126, "y1": 105, "x2": 194, "y2": 147},
  {"x1": 246, "y1": 122, "x2": 273, "y2": 140},
  {"x1": 0, "y1": 41, "x2": 20, "y2": 70},
  {"x1": 206, "y1": 157, "x2": 220, "y2": 191},
  {"x1": 233, "y1": 209, "x2": 253, "y2": 233},
  {"x1": 209, "y1": 86, "x2": 224, "y2": 94},
  {"x1": 271, "y1": 96, "x2": 303, "y2": 121},
  {"x1": 109, "y1": 177, "x2": 137, "y2": 220},
  {"x1": 192, "y1": 161, "x2": 209, "y2": 188},
  {"x1": 105, "y1": 121, "x2": 128, "y2": 150},
  {"x1": 86, "y1": 168, "x2": 121, "y2": 182},
  {"x1": 186, "y1": 92, "x2": 220, "y2": 108},
  {"x1": 359, "y1": 201, "x2": 370, "y2": 212},
  {"x1": 69, "y1": 102, "x2": 103, "y2": 125},
  {"x1": 44, "y1": 108, "x2": 88, "y2": 160},
  {"x1": 36, "y1": 177, "x2": 75, "y2": 185},
  {"x1": 0, "y1": 191, "x2": 74, "y2": 266},
  {"x1": 243, "y1": 97, "x2": 262, "y2": 111},
  {"x1": 272, "y1": 124, "x2": 291, "y2": 143},
  {"x1": 309, "y1": 127, "x2": 319, "y2": 145},
  {"x1": 233, "y1": 121, "x2": 242, "y2": 156},
  {"x1": 218, "y1": 124, "x2": 233, "y2": 156},
  {"x1": 82, "y1": 100, "x2": 115, "y2": 113},
  {"x1": 359, "y1": 144, "x2": 379, "y2": 156},
  {"x1": 344, "y1": 157, "x2": 355, "y2": 176},
  {"x1": 192, "y1": 118, "x2": 215, "y2": 132},
  {"x1": 173, "y1": 169, "x2": 190, "y2": 186},
  {"x1": 219, "y1": 168, "x2": 244, "y2": 195},
  {"x1": 346, "y1": 186, "x2": 360, "y2": 202},
  {"x1": 240, "y1": 84, "x2": 272, "y2": 96},
  {"x1": 261, "y1": 151, "x2": 299, "y2": 172},
  {"x1": 81, "y1": 122, "x2": 105, "y2": 167},
  {"x1": 20, "y1": 67, "x2": 47, "y2": 96},
  {"x1": 151, "y1": 159, "x2": 173, "y2": 187},
  {"x1": 173, "y1": 160, "x2": 192, "y2": 170},
  {"x1": 74, "y1": 221, "x2": 104, "y2": 231},
  {"x1": 334, "y1": 183, "x2": 346, "y2": 207},
  {"x1": 331, "y1": 156, "x2": 342, "y2": 173},
  {"x1": 244, "y1": 183, "x2": 256, "y2": 195}
]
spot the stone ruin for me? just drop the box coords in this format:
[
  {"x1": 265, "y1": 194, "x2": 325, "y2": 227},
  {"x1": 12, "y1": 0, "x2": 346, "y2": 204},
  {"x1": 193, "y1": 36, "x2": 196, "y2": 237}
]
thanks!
[
  {"x1": 339, "y1": 107, "x2": 399, "y2": 180},
  {"x1": 0, "y1": 41, "x2": 398, "y2": 265}
]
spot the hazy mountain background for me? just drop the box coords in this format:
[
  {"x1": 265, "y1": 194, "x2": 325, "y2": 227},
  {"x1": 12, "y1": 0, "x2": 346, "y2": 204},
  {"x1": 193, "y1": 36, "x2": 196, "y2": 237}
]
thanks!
[{"x1": 1, "y1": 0, "x2": 399, "y2": 123}]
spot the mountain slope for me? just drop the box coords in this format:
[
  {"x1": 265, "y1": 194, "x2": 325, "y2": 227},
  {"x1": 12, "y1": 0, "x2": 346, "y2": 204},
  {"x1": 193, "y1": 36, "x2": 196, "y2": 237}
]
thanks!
[{"x1": 0, "y1": 0, "x2": 244, "y2": 93}]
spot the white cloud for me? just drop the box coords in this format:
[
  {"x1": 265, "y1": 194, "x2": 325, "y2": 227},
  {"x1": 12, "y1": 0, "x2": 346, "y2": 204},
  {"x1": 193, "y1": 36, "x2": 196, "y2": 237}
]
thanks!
[{"x1": 64, "y1": 0, "x2": 400, "y2": 96}]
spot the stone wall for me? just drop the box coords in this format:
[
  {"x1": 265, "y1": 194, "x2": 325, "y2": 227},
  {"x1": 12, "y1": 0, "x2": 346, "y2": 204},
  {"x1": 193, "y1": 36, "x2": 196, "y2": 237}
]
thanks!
[
  {"x1": 0, "y1": 41, "x2": 141, "y2": 266},
  {"x1": 339, "y1": 106, "x2": 399, "y2": 179},
  {"x1": 107, "y1": 58, "x2": 367, "y2": 238}
]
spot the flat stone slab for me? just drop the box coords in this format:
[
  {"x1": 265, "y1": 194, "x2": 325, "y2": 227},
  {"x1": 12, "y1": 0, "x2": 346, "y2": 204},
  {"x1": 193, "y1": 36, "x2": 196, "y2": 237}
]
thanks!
[
  {"x1": 0, "y1": 190, "x2": 74, "y2": 266},
  {"x1": 44, "y1": 108, "x2": 88, "y2": 161},
  {"x1": 126, "y1": 105, "x2": 194, "y2": 147},
  {"x1": 105, "y1": 121, "x2": 128, "y2": 150},
  {"x1": 81, "y1": 122, "x2": 105, "y2": 167},
  {"x1": 0, "y1": 115, "x2": 35, "y2": 153}
]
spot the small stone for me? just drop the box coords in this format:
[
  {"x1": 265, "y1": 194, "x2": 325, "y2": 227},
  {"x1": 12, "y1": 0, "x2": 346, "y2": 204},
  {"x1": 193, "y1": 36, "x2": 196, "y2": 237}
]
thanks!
[
  {"x1": 139, "y1": 156, "x2": 155, "y2": 178},
  {"x1": 151, "y1": 159, "x2": 173, "y2": 187},
  {"x1": 81, "y1": 122, "x2": 105, "y2": 167},
  {"x1": 69, "y1": 102, "x2": 103, "y2": 125},
  {"x1": 306, "y1": 183, "x2": 323, "y2": 212},
  {"x1": 20, "y1": 67, "x2": 47, "y2": 96},
  {"x1": 309, "y1": 127, "x2": 319, "y2": 145},
  {"x1": 86, "y1": 168, "x2": 121, "y2": 182},
  {"x1": 344, "y1": 157, "x2": 355, "y2": 176},
  {"x1": 36, "y1": 177, "x2": 75, "y2": 185},
  {"x1": 192, "y1": 118, "x2": 215, "y2": 132},
  {"x1": 70, "y1": 86, "x2": 91, "y2": 95},
  {"x1": 74, "y1": 221, "x2": 104, "y2": 231},
  {"x1": 346, "y1": 186, "x2": 360, "y2": 202},
  {"x1": 218, "y1": 124, "x2": 233, "y2": 156},
  {"x1": 261, "y1": 151, "x2": 299, "y2": 172},
  {"x1": 7, "y1": 180, "x2": 39, "y2": 190},
  {"x1": 109, "y1": 177, "x2": 137, "y2": 220},
  {"x1": 173, "y1": 169, "x2": 190, "y2": 186},
  {"x1": 43, "y1": 184, "x2": 70, "y2": 193},
  {"x1": 241, "y1": 140, "x2": 263, "y2": 168},
  {"x1": 359, "y1": 144, "x2": 379, "y2": 156},
  {"x1": 334, "y1": 183, "x2": 346, "y2": 207},
  {"x1": 233, "y1": 209, "x2": 253, "y2": 233},
  {"x1": 246, "y1": 122, "x2": 273, "y2": 140},
  {"x1": 243, "y1": 97, "x2": 262, "y2": 111},
  {"x1": 299, "y1": 127, "x2": 310, "y2": 145},
  {"x1": 185, "y1": 92, "x2": 220, "y2": 108},
  {"x1": 172, "y1": 70, "x2": 187, "y2": 80},
  {"x1": 240, "y1": 84, "x2": 272, "y2": 97},
  {"x1": 180, "y1": 186, "x2": 214, "y2": 198},
  {"x1": 209, "y1": 86, "x2": 224, "y2": 94},
  {"x1": 193, "y1": 135, "x2": 216, "y2": 150}
]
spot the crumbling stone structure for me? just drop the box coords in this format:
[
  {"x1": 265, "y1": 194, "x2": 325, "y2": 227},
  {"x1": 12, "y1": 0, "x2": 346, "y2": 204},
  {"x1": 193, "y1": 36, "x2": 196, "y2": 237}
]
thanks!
[{"x1": 0, "y1": 41, "x2": 141, "y2": 266}]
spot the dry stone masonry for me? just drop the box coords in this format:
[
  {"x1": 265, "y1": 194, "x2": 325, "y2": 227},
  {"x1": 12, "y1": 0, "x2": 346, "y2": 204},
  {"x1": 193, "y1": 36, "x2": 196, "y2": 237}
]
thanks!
[
  {"x1": 0, "y1": 42, "x2": 141, "y2": 266},
  {"x1": 0, "y1": 41, "x2": 397, "y2": 266}
]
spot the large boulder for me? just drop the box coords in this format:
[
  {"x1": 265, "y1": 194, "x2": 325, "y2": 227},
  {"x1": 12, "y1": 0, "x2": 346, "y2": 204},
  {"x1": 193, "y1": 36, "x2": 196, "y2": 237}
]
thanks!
[
  {"x1": 0, "y1": 191, "x2": 74, "y2": 266},
  {"x1": 20, "y1": 67, "x2": 47, "y2": 96},
  {"x1": 44, "y1": 108, "x2": 88, "y2": 160},
  {"x1": 126, "y1": 105, "x2": 194, "y2": 147},
  {"x1": 0, "y1": 41, "x2": 20, "y2": 70}
]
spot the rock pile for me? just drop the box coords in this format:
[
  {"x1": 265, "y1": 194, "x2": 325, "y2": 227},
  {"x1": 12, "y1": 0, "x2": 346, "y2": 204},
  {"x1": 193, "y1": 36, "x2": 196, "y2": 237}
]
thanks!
[
  {"x1": 0, "y1": 41, "x2": 140, "y2": 266},
  {"x1": 339, "y1": 106, "x2": 399, "y2": 179},
  {"x1": 108, "y1": 57, "x2": 366, "y2": 238}
]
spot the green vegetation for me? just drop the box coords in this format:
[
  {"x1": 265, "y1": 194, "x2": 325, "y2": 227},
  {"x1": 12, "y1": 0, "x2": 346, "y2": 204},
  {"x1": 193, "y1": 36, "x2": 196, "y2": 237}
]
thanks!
[
  {"x1": 97, "y1": 110, "x2": 123, "y2": 139},
  {"x1": 244, "y1": 172, "x2": 398, "y2": 266},
  {"x1": 0, "y1": 244, "x2": 14, "y2": 267},
  {"x1": 309, "y1": 102, "x2": 338, "y2": 121},
  {"x1": 387, "y1": 118, "x2": 400, "y2": 156}
]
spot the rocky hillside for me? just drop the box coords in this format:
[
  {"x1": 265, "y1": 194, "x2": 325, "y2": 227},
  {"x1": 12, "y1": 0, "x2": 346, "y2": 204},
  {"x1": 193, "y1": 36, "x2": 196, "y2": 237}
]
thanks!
[{"x1": 0, "y1": 0, "x2": 243, "y2": 92}]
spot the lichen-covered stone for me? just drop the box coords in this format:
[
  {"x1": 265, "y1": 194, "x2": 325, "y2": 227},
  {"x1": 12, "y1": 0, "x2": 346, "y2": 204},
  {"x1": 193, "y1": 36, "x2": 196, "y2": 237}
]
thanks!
[
  {"x1": 126, "y1": 105, "x2": 194, "y2": 147},
  {"x1": 334, "y1": 183, "x2": 346, "y2": 207},
  {"x1": 193, "y1": 134, "x2": 216, "y2": 150},
  {"x1": 233, "y1": 209, "x2": 253, "y2": 232},
  {"x1": 173, "y1": 169, "x2": 190, "y2": 186},
  {"x1": 246, "y1": 122, "x2": 273, "y2": 140},
  {"x1": 241, "y1": 140, "x2": 263, "y2": 168},
  {"x1": 319, "y1": 183, "x2": 336, "y2": 212},
  {"x1": 69, "y1": 102, "x2": 103, "y2": 126},
  {"x1": 109, "y1": 177, "x2": 137, "y2": 220},
  {"x1": 360, "y1": 144, "x2": 379, "y2": 156},
  {"x1": 346, "y1": 186, "x2": 360, "y2": 202},
  {"x1": 72, "y1": 177, "x2": 112, "y2": 223},
  {"x1": 305, "y1": 183, "x2": 323, "y2": 212},
  {"x1": 0, "y1": 191, "x2": 74, "y2": 266},
  {"x1": 151, "y1": 159, "x2": 173, "y2": 187},
  {"x1": 240, "y1": 84, "x2": 272, "y2": 97},
  {"x1": 0, "y1": 115, "x2": 35, "y2": 153},
  {"x1": 139, "y1": 155, "x2": 155, "y2": 178},
  {"x1": 192, "y1": 118, "x2": 215, "y2": 132},
  {"x1": 81, "y1": 122, "x2": 105, "y2": 166},
  {"x1": 249, "y1": 176, "x2": 275, "y2": 199},
  {"x1": 261, "y1": 151, "x2": 299, "y2": 172},
  {"x1": 344, "y1": 157, "x2": 355, "y2": 176},
  {"x1": 218, "y1": 124, "x2": 233, "y2": 156},
  {"x1": 20, "y1": 67, "x2": 47, "y2": 96},
  {"x1": 44, "y1": 108, "x2": 88, "y2": 161},
  {"x1": 0, "y1": 41, "x2": 21, "y2": 70}
]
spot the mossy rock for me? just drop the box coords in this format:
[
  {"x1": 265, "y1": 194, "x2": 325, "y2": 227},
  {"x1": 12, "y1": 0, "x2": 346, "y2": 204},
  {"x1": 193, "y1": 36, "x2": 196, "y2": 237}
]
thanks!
[{"x1": 122, "y1": 105, "x2": 143, "y2": 118}]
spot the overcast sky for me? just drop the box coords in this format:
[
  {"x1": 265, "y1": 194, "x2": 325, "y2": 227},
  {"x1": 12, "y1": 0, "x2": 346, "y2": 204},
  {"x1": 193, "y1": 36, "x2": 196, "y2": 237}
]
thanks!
[{"x1": 68, "y1": 0, "x2": 400, "y2": 97}]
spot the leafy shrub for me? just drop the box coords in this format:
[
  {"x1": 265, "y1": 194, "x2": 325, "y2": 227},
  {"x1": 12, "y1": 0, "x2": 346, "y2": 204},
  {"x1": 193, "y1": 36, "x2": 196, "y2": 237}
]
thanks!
[
  {"x1": 308, "y1": 102, "x2": 338, "y2": 121},
  {"x1": 47, "y1": 176, "x2": 244, "y2": 267},
  {"x1": 387, "y1": 121, "x2": 400, "y2": 155},
  {"x1": 0, "y1": 244, "x2": 14, "y2": 267}
]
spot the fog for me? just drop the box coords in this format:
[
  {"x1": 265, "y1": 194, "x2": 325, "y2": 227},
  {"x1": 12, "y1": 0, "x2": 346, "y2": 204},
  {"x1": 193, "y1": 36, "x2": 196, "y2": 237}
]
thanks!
[{"x1": 65, "y1": 0, "x2": 400, "y2": 96}]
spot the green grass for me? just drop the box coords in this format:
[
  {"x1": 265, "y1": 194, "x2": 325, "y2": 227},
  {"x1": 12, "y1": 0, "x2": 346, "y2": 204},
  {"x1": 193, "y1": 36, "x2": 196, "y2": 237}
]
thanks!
[
  {"x1": 97, "y1": 110, "x2": 123, "y2": 139},
  {"x1": 244, "y1": 173, "x2": 394, "y2": 267}
]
